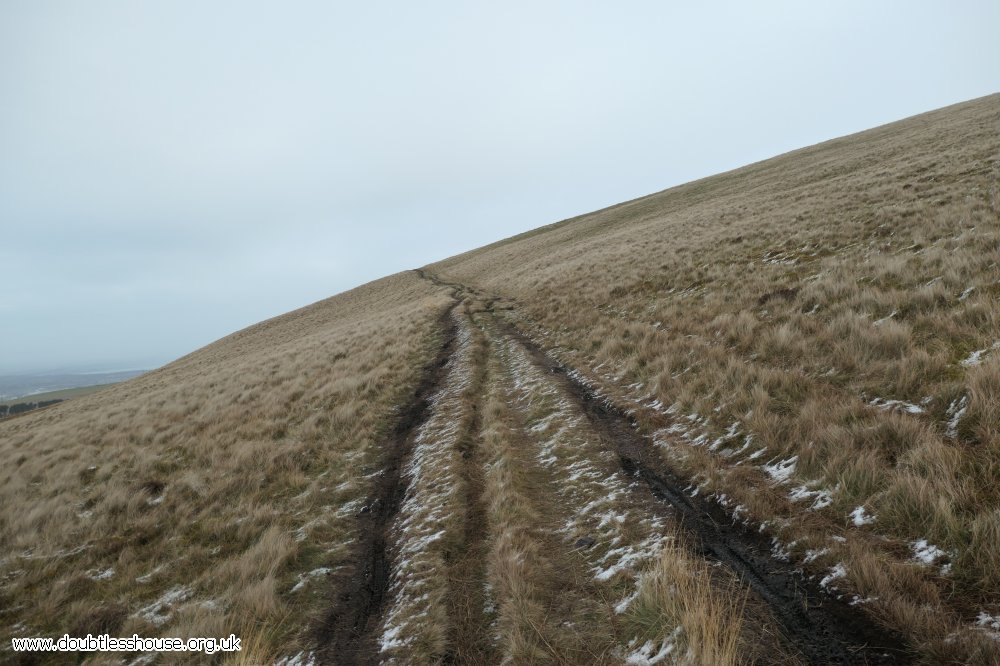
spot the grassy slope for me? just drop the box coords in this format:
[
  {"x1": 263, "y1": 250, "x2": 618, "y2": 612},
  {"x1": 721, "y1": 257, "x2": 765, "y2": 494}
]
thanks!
[
  {"x1": 1, "y1": 94, "x2": 998, "y2": 664},
  {"x1": 0, "y1": 272, "x2": 452, "y2": 662},
  {"x1": 430, "y1": 93, "x2": 1000, "y2": 659}
]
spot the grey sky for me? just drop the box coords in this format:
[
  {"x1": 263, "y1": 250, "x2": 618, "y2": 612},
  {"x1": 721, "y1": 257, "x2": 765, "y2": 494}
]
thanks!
[{"x1": 2, "y1": 1, "x2": 998, "y2": 374}]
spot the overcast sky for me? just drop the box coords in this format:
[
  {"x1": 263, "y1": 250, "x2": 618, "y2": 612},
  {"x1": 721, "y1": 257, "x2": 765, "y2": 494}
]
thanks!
[{"x1": 2, "y1": 1, "x2": 998, "y2": 374}]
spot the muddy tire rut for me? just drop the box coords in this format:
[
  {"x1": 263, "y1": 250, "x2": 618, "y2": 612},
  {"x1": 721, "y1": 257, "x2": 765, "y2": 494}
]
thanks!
[{"x1": 315, "y1": 304, "x2": 460, "y2": 665}]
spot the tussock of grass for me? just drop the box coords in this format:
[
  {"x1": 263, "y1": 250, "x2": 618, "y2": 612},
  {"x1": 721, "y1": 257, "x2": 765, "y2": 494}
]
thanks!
[{"x1": 624, "y1": 543, "x2": 759, "y2": 666}]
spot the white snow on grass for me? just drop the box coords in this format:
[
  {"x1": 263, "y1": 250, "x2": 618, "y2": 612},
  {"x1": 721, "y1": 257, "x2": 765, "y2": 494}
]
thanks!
[
  {"x1": 850, "y1": 595, "x2": 879, "y2": 606},
  {"x1": 770, "y1": 537, "x2": 794, "y2": 562},
  {"x1": 945, "y1": 396, "x2": 969, "y2": 438},
  {"x1": 709, "y1": 421, "x2": 741, "y2": 451},
  {"x1": 976, "y1": 612, "x2": 1000, "y2": 641},
  {"x1": 820, "y1": 563, "x2": 847, "y2": 590},
  {"x1": 615, "y1": 589, "x2": 639, "y2": 614},
  {"x1": 961, "y1": 341, "x2": 1000, "y2": 368},
  {"x1": 290, "y1": 567, "x2": 332, "y2": 593},
  {"x1": 788, "y1": 483, "x2": 835, "y2": 510},
  {"x1": 850, "y1": 506, "x2": 876, "y2": 526},
  {"x1": 134, "y1": 585, "x2": 192, "y2": 626},
  {"x1": 910, "y1": 539, "x2": 948, "y2": 566},
  {"x1": 724, "y1": 433, "x2": 755, "y2": 460},
  {"x1": 87, "y1": 567, "x2": 115, "y2": 581},
  {"x1": 803, "y1": 548, "x2": 829, "y2": 564},
  {"x1": 869, "y1": 397, "x2": 925, "y2": 414},
  {"x1": 762, "y1": 456, "x2": 797, "y2": 484},
  {"x1": 624, "y1": 629, "x2": 680, "y2": 665}
]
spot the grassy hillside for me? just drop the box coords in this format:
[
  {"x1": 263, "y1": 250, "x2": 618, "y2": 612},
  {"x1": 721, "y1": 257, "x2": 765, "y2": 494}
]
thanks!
[
  {"x1": 2, "y1": 94, "x2": 999, "y2": 665},
  {"x1": 430, "y1": 93, "x2": 1000, "y2": 662},
  {"x1": 0, "y1": 273, "x2": 453, "y2": 662}
]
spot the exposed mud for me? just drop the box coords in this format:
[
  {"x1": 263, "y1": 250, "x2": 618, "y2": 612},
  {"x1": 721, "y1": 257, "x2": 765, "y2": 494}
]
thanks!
[
  {"x1": 315, "y1": 303, "x2": 459, "y2": 666},
  {"x1": 503, "y1": 322, "x2": 913, "y2": 666}
]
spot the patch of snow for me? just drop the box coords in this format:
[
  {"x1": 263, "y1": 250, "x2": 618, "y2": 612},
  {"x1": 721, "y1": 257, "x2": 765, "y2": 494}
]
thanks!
[
  {"x1": 945, "y1": 396, "x2": 969, "y2": 438},
  {"x1": 803, "y1": 548, "x2": 829, "y2": 564},
  {"x1": 869, "y1": 397, "x2": 925, "y2": 414},
  {"x1": 961, "y1": 342, "x2": 1000, "y2": 368},
  {"x1": 962, "y1": 349, "x2": 987, "y2": 368},
  {"x1": 820, "y1": 563, "x2": 847, "y2": 590},
  {"x1": 771, "y1": 537, "x2": 794, "y2": 562},
  {"x1": 333, "y1": 498, "x2": 365, "y2": 520},
  {"x1": 290, "y1": 567, "x2": 332, "y2": 593},
  {"x1": 380, "y1": 623, "x2": 407, "y2": 652},
  {"x1": 850, "y1": 506, "x2": 876, "y2": 526},
  {"x1": 911, "y1": 539, "x2": 948, "y2": 566},
  {"x1": 850, "y1": 595, "x2": 879, "y2": 606},
  {"x1": 726, "y1": 434, "x2": 754, "y2": 460},
  {"x1": 624, "y1": 628, "x2": 681, "y2": 665},
  {"x1": 976, "y1": 611, "x2": 1000, "y2": 631},
  {"x1": 134, "y1": 585, "x2": 192, "y2": 626},
  {"x1": 615, "y1": 590, "x2": 639, "y2": 614},
  {"x1": 762, "y1": 456, "x2": 797, "y2": 484},
  {"x1": 594, "y1": 533, "x2": 666, "y2": 582},
  {"x1": 709, "y1": 421, "x2": 741, "y2": 451},
  {"x1": 976, "y1": 612, "x2": 1000, "y2": 637},
  {"x1": 789, "y1": 483, "x2": 835, "y2": 510},
  {"x1": 87, "y1": 567, "x2": 115, "y2": 581}
]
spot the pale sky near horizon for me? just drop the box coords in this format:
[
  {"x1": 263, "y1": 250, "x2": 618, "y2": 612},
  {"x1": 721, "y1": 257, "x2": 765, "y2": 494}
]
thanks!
[{"x1": 2, "y1": 1, "x2": 998, "y2": 374}]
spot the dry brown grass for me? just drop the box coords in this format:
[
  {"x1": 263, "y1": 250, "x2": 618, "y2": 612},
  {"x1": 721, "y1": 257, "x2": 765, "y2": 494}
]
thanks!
[
  {"x1": 432, "y1": 93, "x2": 1000, "y2": 658},
  {"x1": 0, "y1": 272, "x2": 452, "y2": 662},
  {"x1": 624, "y1": 542, "x2": 757, "y2": 666},
  {"x1": 5, "y1": 94, "x2": 1000, "y2": 664}
]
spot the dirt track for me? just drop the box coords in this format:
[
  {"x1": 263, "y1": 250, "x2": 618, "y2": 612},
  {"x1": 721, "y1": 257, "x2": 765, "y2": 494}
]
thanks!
[
  {"x1": 315, "y1": 270, "x2": 913, "y2": 664},
  {"x1": 315, "y1": 304, "x2": 459, "y2": 665}
]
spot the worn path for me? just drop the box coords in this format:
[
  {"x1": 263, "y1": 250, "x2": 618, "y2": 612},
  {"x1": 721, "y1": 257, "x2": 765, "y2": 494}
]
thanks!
[{"x1": 315, "y1": 271, "x2": 913, "y2": 665}]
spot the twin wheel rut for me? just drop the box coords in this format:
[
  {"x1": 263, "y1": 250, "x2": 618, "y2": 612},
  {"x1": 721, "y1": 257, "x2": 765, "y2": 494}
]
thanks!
[{"x1": 316, "y1": 272, "x2": 912, "y2": 665}]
